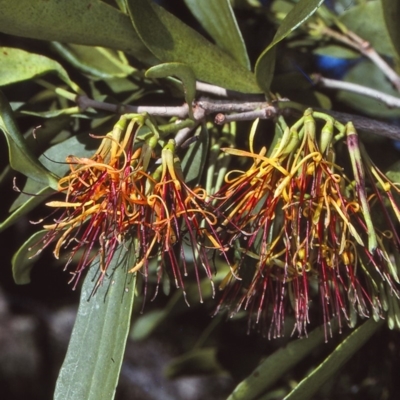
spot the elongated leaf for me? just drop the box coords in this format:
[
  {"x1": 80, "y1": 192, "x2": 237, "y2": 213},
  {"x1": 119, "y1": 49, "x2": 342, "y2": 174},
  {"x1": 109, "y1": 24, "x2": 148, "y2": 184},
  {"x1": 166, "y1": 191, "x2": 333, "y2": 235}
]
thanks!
[
  {"x1": 11, "y1": 132, "x2": 92, "y2": 209},
  {"x1": 0, "y1": 0, "x2": 156, "y2": 64},
  {"x1": 21, "y1": 107, "x2": 84, "y2": 119},
  {"x1": 227, "y1": 321, "x2": 338, "y2": 400},
  {"x1": 41, "y1": 132, "x2": 97, "y2": 177},
  {"x1": 2, "y1": 132, "x2": 98, "y2": 232},
  {"x1": 313, "y1": 45, "x2": 359, "y2": 59},
  {"x1": 381, "y1": 0, "x2": 400, "y2": 60},
  {"x1": 0, "y1": 90, "x2": 59, "y2": 189},
  {"x1": 131, "y1": 309, "x2": 167, "y2": 341},
  {"x1": 340, "y1": 1, "x2": 397, "y2": 58},
  {"x1": 51, "y1": 43, "x2": 136, "y2": 80},
  {"x1": 114, "y1": 0, "x2": 127, "y2": 14},
  {"x1": 0, "y1": 47, "x2": 81, "y2": 93},
  {"x1": 184, "y1": 0, "x2": 250, "y2": 69},
  {"x1": 337, "y1": 60, "x2": 400, "y2": 118},
  {"x1": 165, "y1": 348, "x2": 225, "y2": 378},
  {"x1": 9, "y1": 177, "x2": 49, "y2": 213},
  {"x1": 386, "y1": 160, "x2": 400, "y2": 183},
  {"x1": 12, "y1": 230, "x2": 48, "y2": 284},
  {"x1": 126, "y1": 0, "x2": 260, "y2": 93},
  {"x1": 0, "y1": 187, "x2": 53, "y2": 234},
  {"x1": 282, "y1": 319, "x2": 384, "y2": 400},
  {"x1": 181, "y1": 124, "x2": 209, "y2": 184},
  {"x1": 146, "y1": 63, "x2": 196, "y2": 116},
  {"x1": 54, "y1": 244, "x2": 136, "y2": 400},
  {"x1": 255, "y1": 0, "x2": 324, "y2": 93}
]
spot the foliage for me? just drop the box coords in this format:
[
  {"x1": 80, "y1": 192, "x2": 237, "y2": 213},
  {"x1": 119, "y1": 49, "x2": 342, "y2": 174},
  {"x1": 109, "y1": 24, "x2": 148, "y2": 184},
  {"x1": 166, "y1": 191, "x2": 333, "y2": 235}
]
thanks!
[{"x1": 1, "y1": 1, "x2": 400, "y2": 399}]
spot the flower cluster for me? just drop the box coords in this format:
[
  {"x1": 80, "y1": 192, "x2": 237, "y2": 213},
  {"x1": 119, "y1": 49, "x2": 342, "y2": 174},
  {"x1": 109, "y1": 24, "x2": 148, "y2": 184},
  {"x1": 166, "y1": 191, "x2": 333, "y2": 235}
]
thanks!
[
  {"x1": 37, "y1": 115, "x2": 225, "y2": 300},
  {"x1": 213, "y1": 110, "x2": 400, "y2": 337},
  {"x1": 36, "y1": 110, "x2": 400, "y2": 335}
]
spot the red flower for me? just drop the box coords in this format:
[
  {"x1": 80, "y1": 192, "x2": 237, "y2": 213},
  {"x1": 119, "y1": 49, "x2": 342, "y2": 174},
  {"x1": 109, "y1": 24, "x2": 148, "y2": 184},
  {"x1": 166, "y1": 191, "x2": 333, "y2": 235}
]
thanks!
[
  {"x1": 214, "y1": 110, "x2": 400, "y2": 337},
  {"x1": 129, "y1": 139, "x2": 227, "y2": 302},
  {"x1": 35, "y1": 117, "x2": 225, "y2": 300},
  {"x1": 36, "y1": 116, "x2": 154, "y2": 288}
]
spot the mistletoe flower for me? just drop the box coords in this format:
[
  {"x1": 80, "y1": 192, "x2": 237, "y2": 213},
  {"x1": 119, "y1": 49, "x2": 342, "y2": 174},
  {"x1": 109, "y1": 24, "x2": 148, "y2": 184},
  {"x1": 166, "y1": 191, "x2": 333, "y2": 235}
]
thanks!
[
  {"x1": 129, "y1": 139, "x2": 226, "y2": 302},
  {"x1": 36, "y1": 115, "x2": 152, "y2": 287},
  {"x1": 216, "y1": 110, "x2": 400, "y2": 337},
  {"x1": 213, "y1": 123, "x2": 297, "y2": 245},
  {"x1": 35, "y1": 112, "x2": 224, "y2": 302},
  {"x1": 346, "y1": 122, "x2": 400, "y2": 329}
]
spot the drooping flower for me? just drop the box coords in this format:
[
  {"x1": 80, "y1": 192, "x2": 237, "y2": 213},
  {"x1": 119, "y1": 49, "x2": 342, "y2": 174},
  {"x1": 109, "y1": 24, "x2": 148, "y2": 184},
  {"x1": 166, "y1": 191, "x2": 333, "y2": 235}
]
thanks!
[
  {"x1": 346, "y1": 122, "x2": 400, "y2": 330},
  {"x1": 34, "y1": 115, "x2": 225, "y2": 300},
  {"x1": 214, "y1": 109, "x2": 400, "y2": 337},
  {"x1": 129, "y1": 139, "x2": 227, "y2": 302},
  {"x1": 36, "y1": 115, "x2": 151, "y2": 288}
]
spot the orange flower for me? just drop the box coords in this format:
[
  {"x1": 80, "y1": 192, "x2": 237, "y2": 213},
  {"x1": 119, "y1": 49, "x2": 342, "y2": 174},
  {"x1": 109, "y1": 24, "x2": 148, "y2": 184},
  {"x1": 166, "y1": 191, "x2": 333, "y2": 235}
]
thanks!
[
  {"x1": 215, "y1": 110, "x2": 400, "y2": 337},
  {"x1": 129, "y1": 139, "x2": 227, "y2": 302},
  {"x1": 38, "y1": 116, "x2": 153, "y2": 288},
  {"x1": 37, "y1": 117, "x2": 225, "y2": 300}
]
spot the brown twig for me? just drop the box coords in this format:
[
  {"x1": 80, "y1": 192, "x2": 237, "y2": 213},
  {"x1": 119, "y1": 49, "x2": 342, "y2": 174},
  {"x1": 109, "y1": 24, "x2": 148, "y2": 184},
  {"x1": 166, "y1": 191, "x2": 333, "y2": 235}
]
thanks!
[
  {"x1": 73, "y1": 94, "x2": 400, "y2": 141},
  {"x1": 197, "y1": 98, "x2": 266, "y2": 114},
  {"x1": 214, "y1": 107, "x2": 279, "y2": 124},
  {"x1": 321, "y1": 110, "x2": 400, "y2": 142},
  {"x1": 76, "y1": 95, "x2": 190, "y2": 119}
]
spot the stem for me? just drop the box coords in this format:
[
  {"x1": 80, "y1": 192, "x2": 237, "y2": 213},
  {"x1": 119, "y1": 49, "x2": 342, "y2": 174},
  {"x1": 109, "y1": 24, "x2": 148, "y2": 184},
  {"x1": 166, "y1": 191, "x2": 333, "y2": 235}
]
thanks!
[
  {"x1": 214, "y1": 107, "x2": 278, "y2": 124},
  {"x1": 196, "y1": 81, "x2": 266, "y2": 100},
  {"x1": 76, "y1": 95, "x2": 190, "y2": 118},
  {"x1": 71, "y1": 94, "x2": 400, "y2": 141},
  {"x1": 314, "y1": 75, "x2": 400, "y2": 109},
  {"x1": 197, "y1": 98, "x2": 267, "y2": 114},
  {"x1": 321, "y1": 26, "x2": 400, "y2": 92}
]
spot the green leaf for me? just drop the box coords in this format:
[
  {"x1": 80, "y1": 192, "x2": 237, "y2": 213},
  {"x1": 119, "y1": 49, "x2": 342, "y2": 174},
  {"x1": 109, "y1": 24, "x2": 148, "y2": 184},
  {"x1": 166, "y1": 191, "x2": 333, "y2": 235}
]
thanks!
[
  {"x1": 2, "y1": 132, "x2": 98, "y2": 232},
  {"x1": 313, "y1": 91, "x2": 332, "y2": 110},
  {"x1": 0, "y1": 90, "x2": 59, "y2": 190},
  {"x1": 271, "y1": 72, "x2": 332, "y2": 109},
  {"x1": 0, "y1": 47, "x2": 81, "y2": 92},
  {"x1": 313, "y1": 45, "x2": 359, "y2": 59},
  {"x1": 54, "y1": 244, "x2": 137, "y2": 400},
  {"x1": 131, "y1": 288, "x2": 187, "y2": 341},
  {"x1": 255, "y1": 0, "x2": 324, "y2": 93},
  {"x1": 9, "y1": 177, "x2": 50, "y2": 213},
  {"x1": 0, "y1": 187, "x2": 53, "y2": 234},
  {"x1": 126, "y1": 0, "x2": 260, "y2": 93},
  {"x1": 337, "y1": 60, "x2": 400, "y2": 118},
  {"x1": 51, "y1": 43, "x2": 136, "y2": 80},
  {"x1": 131, "y1": 309, "x2": 167, "y2": 341},
  {"x1": 339, "y1": 1, "x2": 397, "y2": 58},
  {"x1": 184, "y1": 0, "x2": 250, "y2": 69},
  {"x1": 386, "y1": 160, "x2": 400, "y2": 183},
  {"x1": 21, "y1": 108, "x2": 82, "y2": 119},
  {"x1": 165, "y1": 348, "x2": 225, "y2": 378},
  {"x1": 256, "y1": 45, "x2": 277, "y2": 96},
  {"x1": 0, "y1": 0, "x2": 156, "y2": 65},
  {"x1": 181, "y1": 124, "x2": 209, "y2": 185},
  {"x1": 381, "y1": 0, "x2": 400, "y2": 60},
  {"x1": 114, "y1": 0, "x2": 127, "y2": 13},
  {"x1": 227, "y1": 321, "x2": 338, "y2": 400},
  {"x1": 146, "y1": 63, "x2": 196, "y2": 117},
  {"x1": 282, "y1": 319, "x2": 383, "y2": 400},
  {"x1": 12, "y1": 230, "x2": 48, "y2": 284},
  {"x1": 40, "y1": 132, "x2": 98, "y2": 177}
]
